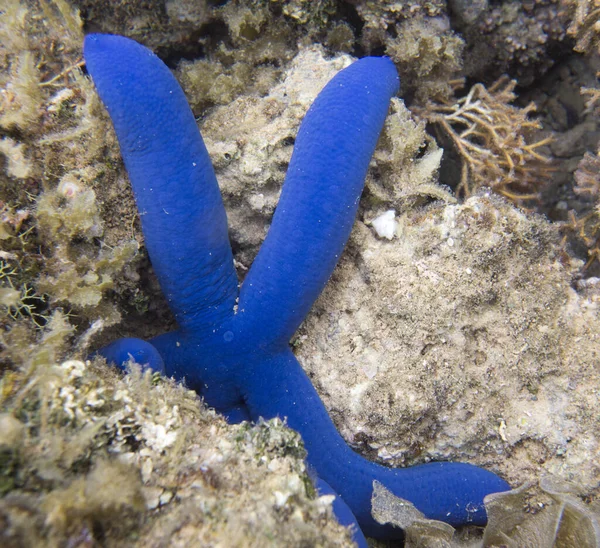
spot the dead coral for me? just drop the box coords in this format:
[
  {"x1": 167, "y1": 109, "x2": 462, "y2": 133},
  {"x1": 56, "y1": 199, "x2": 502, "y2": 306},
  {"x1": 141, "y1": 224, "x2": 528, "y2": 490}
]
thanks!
[
  {"x1": 324, "y1": 22, "x2": 355, "y2": 53},
  {"x1": 199, "y1": 46, "x2": 355, "y2": 267},
  {"x1": 71, "y1": 0, "x2": 212, "y2": 56},
  {"x1": 417, "y1": 77, "x2": 553, "y2": 205},
  {"x1": 454, "y1": 0, "x2": 571, "y2": 84},
  {"x1": 298, "y1": 192, "x2": 600, "y2": 500},
  {"x1": 35, "y1": 166, "x2": 138, "y2": 314},
  {"x1": 0, "y1": 50, "x2": 42, "y2": 130},
  {"x1": 367, "y1": 97, "x2": 453, "y2": 212},
  {"x1": 273, "y1": 0, "x2": 338, "y2": 27},
  {"x1": 574, "y1": 150, "x2": 600, "y2": 200},
  {"x1": 581, "y1": 73, "x2": 600, "y2": 114},
  {"x1": 349, "y1": 5, "x2": 462, "y2": 103},
  {"x1": 352, "y1": 0, "x2": 446, "y2": 32},
  {"x1": 371, "y1": 479, "x2": 600, "y2": 547},
  {"x1": 0, "y1": 259, "x2": 47, "y2": 328},
  {"x1": 559, "y1": 67, "x2": 600, "y2": 270},
  {"x1": 0, "y1": 355, "x2": 353, "y2": 547},
  {"x1": 385, "y1": 16, "x2": 465, "y2": 102},
  {"x1": 176, "y1": 1, "x2": 294, "y2": 112},
  {"x1": 40, "y1": 459, "x2": 146, "y2": 541}
]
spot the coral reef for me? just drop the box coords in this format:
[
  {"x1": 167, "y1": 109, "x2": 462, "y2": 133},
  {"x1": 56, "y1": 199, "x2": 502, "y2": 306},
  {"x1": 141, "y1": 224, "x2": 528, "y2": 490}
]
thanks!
[
  {"x1": 72, "y1": 0, "x2": 212, "y2": 57},
  {"x1": 200, "y1": 47, "x2": 355, "y2": 266},
  {"x1": 546, "y1": 5, "x2": 600, "y2": 271},
  {"x1": 562, "y1": 56, "x2": 600, "y2": 269},
  {"x1": 483, "y1": 479, "x2": 600, "y2": 547},
  {"x1": 384, "y1": 16, "x2": 465, "y2": 102},
  {"x1": 176, "y1": 1, "x2": 296, "y2": 112},
  {"x1": 201, "y1": 46, "x2": 452, "y2": 268},
  {"x1": 1, "y1": 0, "x2": 600, "y2": 545},
  {"x1": 352, "y1": 0, "x2": 446, "y2": 33},
  {"x1": 371, "y1": 478, "x2": 600, "y2": 546}
]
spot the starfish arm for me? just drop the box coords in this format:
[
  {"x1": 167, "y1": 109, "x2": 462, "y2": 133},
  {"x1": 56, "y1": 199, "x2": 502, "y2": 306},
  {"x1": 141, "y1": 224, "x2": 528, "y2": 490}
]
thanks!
[
  {"x1": 97, "y1": 330, "x2": 251, "y2": 414},
  {"x1": 240, "y1": 349, "x2": 510, "y2": 539},
  {"x1": 314, "y1": 476, "x2": 369, "y2": 548},
  {"x1": 220, "y1": 403, "x2": 252, "y2": 424},
  {"x1": 94, "y1": 337, "x2": 165, "y2": 374},
  {"x1": 148, "y1": 330, "x2": 247, "y2": 412},
  {"x1": 84, "y1": 34, "x2": 238, "y2": 333},
  {"x1": 236, "y1": 57, "x2": 399, "y2": 348}
]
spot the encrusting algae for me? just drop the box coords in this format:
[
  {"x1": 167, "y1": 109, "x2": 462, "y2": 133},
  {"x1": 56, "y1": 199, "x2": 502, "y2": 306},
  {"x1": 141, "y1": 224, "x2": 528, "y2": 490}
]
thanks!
[{"x1": 0, "y1": 357, "x2": 352, "y2": 546}]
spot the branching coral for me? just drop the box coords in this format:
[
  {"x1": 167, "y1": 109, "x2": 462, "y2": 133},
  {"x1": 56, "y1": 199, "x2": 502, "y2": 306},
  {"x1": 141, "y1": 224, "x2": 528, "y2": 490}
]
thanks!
[
  {"x1": 563, "y1": 65, "x2": 600, "y2": 269},
  {"x1": 568, "y1": 150, "x2": 600, "y2": 267},
  {"x1": 581, "y1": 72, "x2": 600, "y2": 115},
  {"x1": 564, "y1": 0, "x2": 600, "y2": 54},
  {"x1": 417, "y1": 77, "x2": 553, "y2": 205}
]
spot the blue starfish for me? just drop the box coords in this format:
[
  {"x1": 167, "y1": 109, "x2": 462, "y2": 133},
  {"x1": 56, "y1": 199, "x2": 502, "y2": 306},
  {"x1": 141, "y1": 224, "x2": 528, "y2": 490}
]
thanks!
[{"x1": 84, "y1": 34, "x2": 510, "y2": 543}]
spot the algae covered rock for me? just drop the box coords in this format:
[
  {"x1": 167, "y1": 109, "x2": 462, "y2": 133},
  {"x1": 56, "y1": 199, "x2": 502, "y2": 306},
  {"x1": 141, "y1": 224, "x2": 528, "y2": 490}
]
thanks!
[
  {"x1": 297, "y1": 192, "x2": 599, "y2": 497},
  {"x1": 0, "y1": 359, "x2": 353, "y2": 546}
]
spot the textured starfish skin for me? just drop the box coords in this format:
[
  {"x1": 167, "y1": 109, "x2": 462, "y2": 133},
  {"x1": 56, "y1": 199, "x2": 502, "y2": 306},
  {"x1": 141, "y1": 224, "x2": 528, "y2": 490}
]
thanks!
[{"x1": 85, "y1": 34, "x2": 510, "y2": 541}]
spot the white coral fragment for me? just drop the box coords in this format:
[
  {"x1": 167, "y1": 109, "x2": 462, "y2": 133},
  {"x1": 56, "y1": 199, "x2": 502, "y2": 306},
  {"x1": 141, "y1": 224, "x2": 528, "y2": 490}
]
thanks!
[{"x1": 372, "y1": 210, "x2": 397, "y2": 240}]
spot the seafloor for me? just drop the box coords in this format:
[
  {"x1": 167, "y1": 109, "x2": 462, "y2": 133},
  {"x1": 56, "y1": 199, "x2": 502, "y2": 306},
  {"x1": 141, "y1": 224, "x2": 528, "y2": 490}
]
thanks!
[{"x1": 1, "y1": 1, "x2": 599, "y2": 546}]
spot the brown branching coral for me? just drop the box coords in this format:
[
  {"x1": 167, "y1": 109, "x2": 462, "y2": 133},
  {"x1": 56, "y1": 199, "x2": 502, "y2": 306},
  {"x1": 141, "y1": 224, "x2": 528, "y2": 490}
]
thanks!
[
  {"x1": 564, "y1": 0, "x2": 600, "y2": 54},
  {"x1": 574, "y1": 151, "x2": 600, "y2": 199},
  {"x1": 568, "y1": 150, "x2": 600, "y2": 267},
  {"x1": 581, "y1": 75, "x2": 600, "y2": 114},
  {"x1": 564, "y1": 69, "x2": 600, "y2": 270},
  {"x1": 417, "y1": 77, "x2": 553, "y2": 205}
]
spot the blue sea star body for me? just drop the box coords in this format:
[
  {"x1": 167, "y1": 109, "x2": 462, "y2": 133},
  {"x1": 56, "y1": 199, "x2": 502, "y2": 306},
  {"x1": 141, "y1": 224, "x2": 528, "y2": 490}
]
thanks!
[{"x1": 84, "y1": 34, "x2": 510, "y2": 543}]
